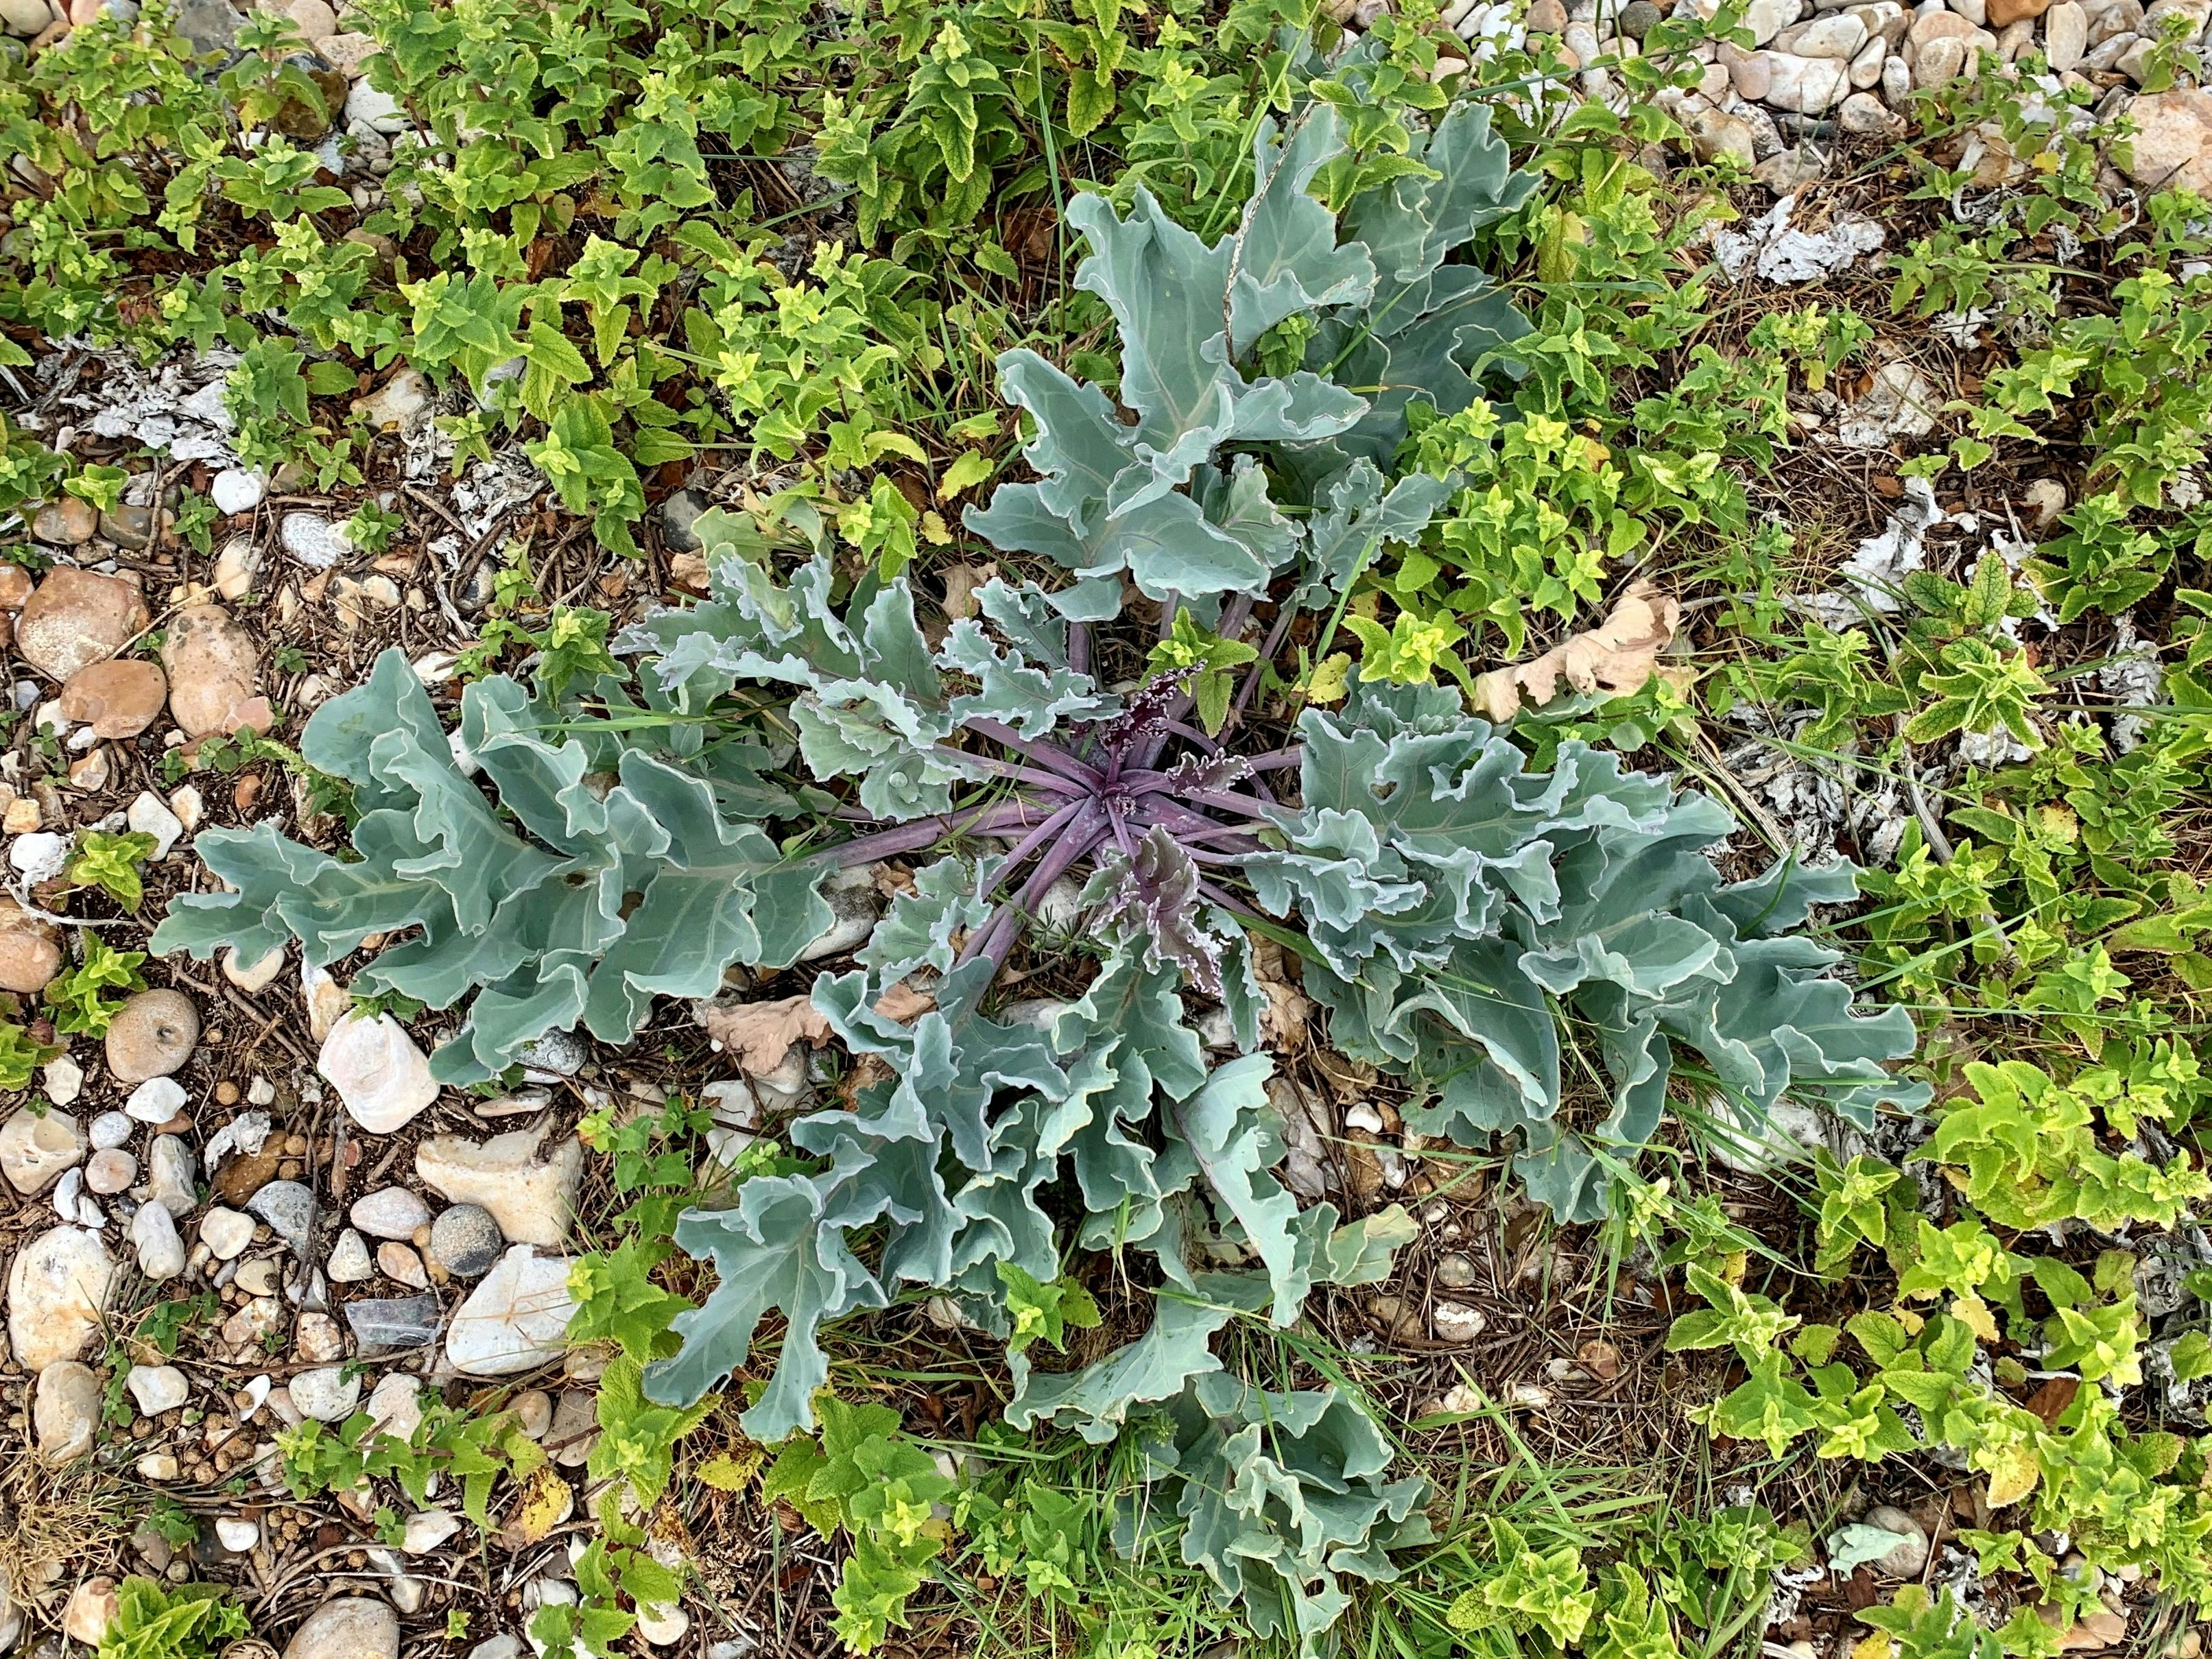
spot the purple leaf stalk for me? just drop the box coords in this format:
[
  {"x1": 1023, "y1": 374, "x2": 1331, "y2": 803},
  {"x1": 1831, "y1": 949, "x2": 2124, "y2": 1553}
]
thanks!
[{"x1": 820, "y1": 638, "x2": 1303, "y2": 991}]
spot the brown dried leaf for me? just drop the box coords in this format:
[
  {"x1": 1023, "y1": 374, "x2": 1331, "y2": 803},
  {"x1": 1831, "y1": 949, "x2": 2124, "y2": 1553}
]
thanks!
[
  {"x1": 1575, "y1": 1338, "x2": 1622, "y2": 1381},
  {"x1": 872, "y1": 980, "x2": 937, "y2": 1023},
  {"x1": 1311, "y1": 1047, "x2": 1377, "y2": 1104},
  {"x1": 1250, "y1": 936, "x2": 1316, "y2": 1049},
  {"x1": 701, "y1": 994, "x2": 831, "y2": 1076},
  {"x1": 667, "y1": 551, "x2": 711, "y2": 595},
  {"x1": 1472, "y1": 580, "x2": 1682, "y2": 723},
  {"x1": 941, "y1": 562, "x2": 998, "y2": 621},
  {"x1": 2024, "y1": 1375, "x2": 2079, "y2": 1427}
]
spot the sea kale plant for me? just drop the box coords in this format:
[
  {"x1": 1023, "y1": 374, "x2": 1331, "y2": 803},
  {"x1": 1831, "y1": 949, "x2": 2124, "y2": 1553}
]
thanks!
[{"x1": 151, "y1": 95, "x2": 1927, "y2": 1649}]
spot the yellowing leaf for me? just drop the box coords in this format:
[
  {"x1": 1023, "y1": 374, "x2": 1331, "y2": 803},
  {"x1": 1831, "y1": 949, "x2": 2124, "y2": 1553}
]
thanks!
[
  {"x1": 1951, "y1": 1293, "x2": 1999, "y2": 1342},
  {"x1": 1307, "y1": 652, "x2": 1353, "y2": 704},
  {"x1": 698, "y1": 1447, "x2": 763, "y2": 1492},
  {"x1": 1984, "y1": 1446, "x2": 2039, "y2": 1508},
  {"x1": 937, "y1": 451, "x2": 995, "y2": 499},
  {"x1": 1473, "y1": 580, "x2": 1682, "y2": 722},
  {"x1": 503, "y1": 1466, "x2": 575, "y2": 1547}
]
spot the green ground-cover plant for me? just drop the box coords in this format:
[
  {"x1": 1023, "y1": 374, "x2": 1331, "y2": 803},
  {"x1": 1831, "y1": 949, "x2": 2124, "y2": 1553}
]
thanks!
[
  {"x1": 278, "y1": 1393, "x2": 550, "y2": 1536},
  {"x1": 0, "y1": 1020, "x2": 55, "y2": 1090},
  {"x1": 45, "y1": 934, "x2": 148, "y2": 1037},
  {"x1": 763, "y1": 1390, "x2": 962, "y2": 1651},
  {"x1": 93, "y1": 1579, "x2": 251, "y2": 1659},
  {"x1": 1672, "y1": 1236, "x2": 2212, "y2": 1619},
  {"x1": 67, "y1": 829, "x2": 160, "y2": 912},
  {"x1": 1484, "y1": 58, "x2": 2212, "y2": 1659}
]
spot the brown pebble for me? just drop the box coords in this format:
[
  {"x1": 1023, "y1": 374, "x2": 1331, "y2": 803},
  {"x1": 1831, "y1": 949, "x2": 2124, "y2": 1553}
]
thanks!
[
  {"x1": 213, "y1": 1147, "x2": 283, "y2": 1204},
  {"x1": 16, "y1": 566, "x2": 151, "y2": 680},
  {"x1": 284, "y1": 1134, "x2": 307, "y2": 1157},
  {"x1": 277, "y1": 1160, "x2": 302, "y2": 1181},
  {"x1": 233, "y1": 775, "x2": 261, "y2": 813},
  {"x1": 58, "y1": 659, "x2": 169, "y2": 739},
  {"x1": 215, "y1": 1081, "x2": 239, "y2": 1106}
]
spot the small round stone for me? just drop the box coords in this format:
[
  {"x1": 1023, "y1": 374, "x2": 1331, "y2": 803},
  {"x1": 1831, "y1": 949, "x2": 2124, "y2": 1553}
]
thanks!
[
  {"x1": 246, "y1": 1179, "x2": 315, "y2": 1250},
  {"x1": 289, "y1": 1366, "x2": 360, "y2": 1423},
  {"x1": 200, "y1": 1206, "x2": 254, "y2": 1260},
  {"x1": 428, "y1": 1203, "x2": 502, "y2": 1278},
  {"x1": 1618, "y1": 0, "x2": 1662, "y2": 35},
  {"x1": 376, "y1": 1241, "x2": 428, "y2": 1289},
  {"x1": 349, "y1": 1186, "x2": 430, "y2": 1241},
  {"x1": 326, "y1": 1229, "x2": 374, "y2": 1282},
  {"x1": 84, "y1": 1147, "x2": 137, "y2": 1195},
  {"x1": 233, "y1": 1256, "x2": 281, "y2": 1298},
  {"x1": 105, "y1": 989, "x2": 200, "y2": 1084},
  {"x1": 125, "y1": 1075, "x2": 189, "y2": 1124},
  {"x1": 512, "y1": 1388, "x2": 553, "y2": 1439}
]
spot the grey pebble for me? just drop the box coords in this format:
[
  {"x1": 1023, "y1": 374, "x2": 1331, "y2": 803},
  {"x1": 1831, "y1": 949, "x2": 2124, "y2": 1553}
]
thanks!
[
  {"x1": 658, "y1": 487, "x2": 711, "y2": 553},
  {"x1": 246, "y1": 1179, "x2": 316, "y2": 1251},
  {"x1": 429, "y1": 1204, "x2": 503, "y2": 1278}
]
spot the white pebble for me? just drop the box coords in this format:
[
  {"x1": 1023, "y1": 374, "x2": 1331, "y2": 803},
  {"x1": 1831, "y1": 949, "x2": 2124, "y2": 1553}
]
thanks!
[
  {"x1": 127, "y1": 791, "x2": 187, "y2": 859},
  {"x1": 278, "y1": 512, "x2": 349, "y2": 570},
  {"x1": 126, "y1": 1363, "x2": 189, "y2": 1416},
  {"x1": 44, "y1": 1056, "x2": 84, "y2": 1106},
  {"x1": 209, "y1": 469, "x2": 266, "y2": 516},
  {"x1": 200, "y1": 1206, "x2": 254, "y2": 1259},
  {"x1": 124, "y1": 1077, "x2": 189, "y2": 1125}
]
